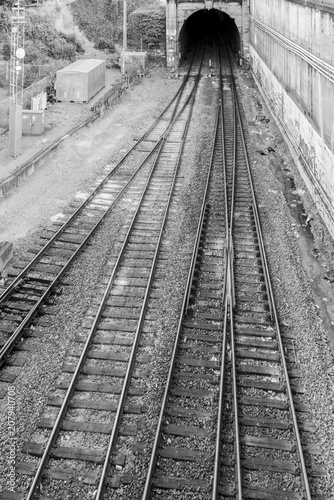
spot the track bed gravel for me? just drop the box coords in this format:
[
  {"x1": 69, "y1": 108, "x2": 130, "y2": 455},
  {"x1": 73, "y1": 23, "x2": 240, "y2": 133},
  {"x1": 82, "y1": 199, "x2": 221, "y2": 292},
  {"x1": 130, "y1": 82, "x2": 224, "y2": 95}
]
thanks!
[{"x1": 0, "y1": 61, "x2": 333, "y2": 498}]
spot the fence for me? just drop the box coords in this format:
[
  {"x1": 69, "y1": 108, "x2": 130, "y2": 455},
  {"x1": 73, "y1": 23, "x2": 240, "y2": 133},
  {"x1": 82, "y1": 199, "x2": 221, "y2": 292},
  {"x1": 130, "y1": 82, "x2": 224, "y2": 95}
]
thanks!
[
  {"x1": 0, "y1": 72, "x2": 54, "y2": 130},
  {"x1": 0, "y1": 62, "x2": 141, "y2": 131},
  {"x1": 0, "y1": 51, "x2": 113, "y2": 131}
]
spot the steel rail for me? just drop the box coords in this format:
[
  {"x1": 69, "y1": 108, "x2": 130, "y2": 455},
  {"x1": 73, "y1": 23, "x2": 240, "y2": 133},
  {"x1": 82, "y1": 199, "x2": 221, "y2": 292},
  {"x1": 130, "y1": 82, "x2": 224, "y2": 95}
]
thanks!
[
  {"x1": 212, "y1": 42, "x2": 229, "y2": 495},
  {"x1": 0, "y1": 141, "x2": 163, "y2": 367},
  {"x1": 232, "y1": 74, "x2": 273, "y2": 323},
  {"x1": 233, "y1": 73, "x2": 312, "y2": 500},
  {"x1": 226, "y1": 50, "x2": 274, "y2": 322},
  {"x1": 0, "y1": 52, "x2": 206, "y2": 367},
  {"x1": 221, "y1": 80, "x2": 236, "y2": 307},
  {"x1": 160, "y1": 41, "x2": 203, "y2": 133},
  {"x1": 213, "y1": 36, "x2": 244, "y2": 499},
  {"x1": 222, "y1": 38, "x2": 311, "y2": 499},
  {"x1": 212, "y1": 39, "x2": 234, "y2": 498},
  {"x1": 229, "y1": 302, "x2": 243, "y2": 500},
  {"x1": 25, "y1": 125, "x2": 169, "y2": 500},
  {"x1": 252, "y1": 203, "x2": 274, "y2": 322},
  {"x1": 225, "y1": 49, "x2": 243, "y2": 500},
  {"x1": 95, "y1": 47, "x2": 204, "y2": 500},
  {"x1": 95, "y1": 71, "x2": 202, "y2": 500},
  {"x1": 212, "y1": 299, "x2": 229, "y2": 499},
  {"x1": 184, "y1": 46, "x2": 221, "y2": 313},
  {"x1": 221, "y1": 82, "x2": 229, "y2": 307},
  {"x1": 184, "y1": 203, "x2": 209, "y2": 314},
  {"x1": 142, "y1": 50, "x2": 222, "y2": 500},
  {"x1": 214, "y1": 37, "x2": 311, "y2": 499},
  {"x1": 25, "y1": 48, "x2": 205, "y2": 500},
  {"x1": 0, "y1": 47, "x2": 201, "y2": 307}
]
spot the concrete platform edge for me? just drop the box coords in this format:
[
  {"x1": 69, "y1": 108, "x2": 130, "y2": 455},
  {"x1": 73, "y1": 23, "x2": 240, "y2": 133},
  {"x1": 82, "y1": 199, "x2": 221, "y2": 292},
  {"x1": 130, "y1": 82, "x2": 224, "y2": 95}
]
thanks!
[
  {"x1": 0, "y1": 65, "x2": 144, "y2": 198},
  {"x1": 0, "y1": 111, "x2": 100, "y2": 198}
]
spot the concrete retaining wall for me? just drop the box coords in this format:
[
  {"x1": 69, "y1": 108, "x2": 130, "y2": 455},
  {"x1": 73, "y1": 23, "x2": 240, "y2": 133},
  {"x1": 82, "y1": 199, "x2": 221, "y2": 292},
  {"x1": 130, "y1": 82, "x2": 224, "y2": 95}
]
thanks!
[{"x1": 249, "y1": 0, "x2": 334, "y2": 237}]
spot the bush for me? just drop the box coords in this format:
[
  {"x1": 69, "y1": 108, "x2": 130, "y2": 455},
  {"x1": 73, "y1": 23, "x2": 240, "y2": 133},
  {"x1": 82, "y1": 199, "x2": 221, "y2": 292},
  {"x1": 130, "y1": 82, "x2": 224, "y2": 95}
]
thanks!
[
  {"x1": 0, "y1": 7, "x2": 11, "y2": 37},
  {"x1": 2, "y1": 42, "x2": 10, "y2": 61},
  {"x1": 71, "y1": 0, "x2": 116, "y2": 45},
  {"x1": 26, "y1": 14, "x2": 59, "y2": 47},
  {"x1": 25, "y1": 9, "x2": 83, "y2": 62},
  {"x1": 24, "y1": 66, "x2": 40, "y2": 88},
  {"x1": 62, "y1": 32, "x2": 85, "y2": 54},
  {"x1": 128, "y1": 8, "x2": 165, "y2": 50},
  {"x1": 24, "y1": 40, "x2": 49, "y2": 64},
  {"x1": 0, "y1": 71, "x2": 7, "y2": 88},
  {"x1": 48, "y1": 40, "x2": 76, "y2": 60},
  {"x1": 61, "y1": 42, "x2": 76, "y2": 60},
  {"x1": 94, "y1": 38, "x2": 115, "y2": 52},
  {"x1": 37, "y1": 0, "x2": 88, "y2": 49}
]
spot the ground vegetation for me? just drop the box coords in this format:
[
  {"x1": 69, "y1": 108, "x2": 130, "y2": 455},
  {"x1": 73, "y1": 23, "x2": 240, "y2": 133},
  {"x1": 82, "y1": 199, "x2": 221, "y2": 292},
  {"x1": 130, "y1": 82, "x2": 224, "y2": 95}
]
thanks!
[
  {"x1": 128, "y1": 5, "x2": 165, "y2": 50},
  {"x1": 71, "y1": 0, "x2": 165, "y2": 50},
  {"x1": 0, "y1": 0, "x2": 87, "y2": 88}
]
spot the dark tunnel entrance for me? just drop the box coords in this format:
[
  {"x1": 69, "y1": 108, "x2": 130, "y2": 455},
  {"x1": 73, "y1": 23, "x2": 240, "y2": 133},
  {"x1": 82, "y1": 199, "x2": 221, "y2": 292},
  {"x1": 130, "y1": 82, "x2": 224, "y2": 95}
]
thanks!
[{"x1": 179, "y1": 9, "x2": 241, "y2": 59}]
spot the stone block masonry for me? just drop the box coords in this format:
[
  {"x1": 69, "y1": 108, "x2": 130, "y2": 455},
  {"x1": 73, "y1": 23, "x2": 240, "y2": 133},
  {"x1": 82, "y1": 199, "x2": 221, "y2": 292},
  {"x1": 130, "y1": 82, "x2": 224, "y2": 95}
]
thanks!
[{"x1": 166, "y1": 0, "x2": 250, "y2": 67}]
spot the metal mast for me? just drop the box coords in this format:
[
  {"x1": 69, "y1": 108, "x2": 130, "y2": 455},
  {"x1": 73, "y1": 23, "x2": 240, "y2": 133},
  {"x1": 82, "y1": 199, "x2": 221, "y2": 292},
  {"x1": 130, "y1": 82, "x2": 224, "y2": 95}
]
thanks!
[
  {"x1": 9, "y1": 0, "x2": 25, "y2": 158},
  {"x1": 121, "y1": 0, "x2": 127, "y2": 74},
  {"x1": 10, "y1": 0, "x2": 25, "y2": 105}
]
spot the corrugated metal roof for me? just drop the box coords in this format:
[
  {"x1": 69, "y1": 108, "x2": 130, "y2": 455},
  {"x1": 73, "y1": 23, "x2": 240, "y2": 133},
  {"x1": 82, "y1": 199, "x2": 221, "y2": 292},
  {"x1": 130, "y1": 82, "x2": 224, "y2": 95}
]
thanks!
[{"x1": 57, "y1": 59, "x2": 105, "y2": 74}]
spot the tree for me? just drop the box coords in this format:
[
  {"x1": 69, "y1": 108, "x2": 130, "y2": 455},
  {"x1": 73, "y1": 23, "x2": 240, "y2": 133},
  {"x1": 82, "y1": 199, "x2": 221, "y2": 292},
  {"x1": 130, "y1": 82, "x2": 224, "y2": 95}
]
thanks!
[
  {"x1": 0, "y1": 7, "x2": 10, "y2": 38},
  {"x1": 128, "y1": 7, "x2": 165, "y2": 50}
]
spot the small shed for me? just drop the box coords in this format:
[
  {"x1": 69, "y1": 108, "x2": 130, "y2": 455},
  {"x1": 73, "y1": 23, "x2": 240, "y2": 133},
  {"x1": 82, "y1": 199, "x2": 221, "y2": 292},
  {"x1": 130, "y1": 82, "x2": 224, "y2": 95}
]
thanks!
[{"x1": 56, "y1": 59, "x2": 106, "y2": 103}]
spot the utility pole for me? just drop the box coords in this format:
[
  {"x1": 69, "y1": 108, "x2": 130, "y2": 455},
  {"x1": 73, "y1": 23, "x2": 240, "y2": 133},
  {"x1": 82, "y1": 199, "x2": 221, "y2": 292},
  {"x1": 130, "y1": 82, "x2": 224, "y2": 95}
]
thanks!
[
  {"x1": 9, "y1": 0, "x2": 25, "y2": 158},
  {"x1": 122, "y1": 0, "x2": 127, "y2": 74}
]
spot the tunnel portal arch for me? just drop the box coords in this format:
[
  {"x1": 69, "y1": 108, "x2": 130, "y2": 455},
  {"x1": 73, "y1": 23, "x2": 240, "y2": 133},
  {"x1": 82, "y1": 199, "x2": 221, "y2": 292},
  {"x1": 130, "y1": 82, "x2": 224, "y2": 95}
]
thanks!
[
  {"x1": 166, "y1": 1, "x2": 249, "y2": 68},
  {"x1": 179, "y1": 9, "x2": 241, "y2": 61}
]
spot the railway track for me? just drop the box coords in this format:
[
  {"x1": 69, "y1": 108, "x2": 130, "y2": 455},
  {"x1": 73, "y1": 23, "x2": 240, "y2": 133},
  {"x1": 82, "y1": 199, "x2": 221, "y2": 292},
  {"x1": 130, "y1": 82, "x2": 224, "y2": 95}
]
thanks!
[
  {"x1": 214, "y1": 50, "x2": 314, "y2": 499},
  {"x1": 0, "y1": 35, "x2": 326, "y2": 500},
  {"x1": 142, "y1": 41, "x2": 318, "y2": 500},
  {"x1": 0, "y1": 45, "x2": 204, "y2": 374},
  {"x1": 5, "y1": 43, "x2": 207, "y2": 500}
]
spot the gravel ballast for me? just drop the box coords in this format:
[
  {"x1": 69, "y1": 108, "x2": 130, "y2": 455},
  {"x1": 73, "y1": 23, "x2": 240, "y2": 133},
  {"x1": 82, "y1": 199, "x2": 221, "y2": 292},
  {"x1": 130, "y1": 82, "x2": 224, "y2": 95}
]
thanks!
[{"x1": 0, "y1": 60, "x2": 333, "y2": 499}]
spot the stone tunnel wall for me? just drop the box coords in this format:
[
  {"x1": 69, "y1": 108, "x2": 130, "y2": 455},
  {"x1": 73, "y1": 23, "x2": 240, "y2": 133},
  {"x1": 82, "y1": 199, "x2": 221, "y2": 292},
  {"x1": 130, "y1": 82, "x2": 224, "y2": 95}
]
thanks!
[
  {"x1": 166, "y1": 0, "x2": 249, "y2": 68},
  {"x1": 249, "y1": 0, "x2": 334, "y2": 238}
]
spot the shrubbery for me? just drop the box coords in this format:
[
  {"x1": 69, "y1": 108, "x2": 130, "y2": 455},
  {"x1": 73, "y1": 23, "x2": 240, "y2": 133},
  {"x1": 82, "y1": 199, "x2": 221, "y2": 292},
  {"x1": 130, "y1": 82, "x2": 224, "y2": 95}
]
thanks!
[
  {"x1": 94, "y1": 38, "x2": 115, "y2": 52},
  {"x1": 71, "y1": 0, "x2": 116, "y2": 47},
  {"x1": 0, "y1": 6, "x2": 10, "y2": 37},
  {"x1": 24, "y1": 66, "x2": 40, "y2": 88},
  {"x1": 128, "y1": 8, "x2": 165, "y2": 50},
  {"x1": 0, "y1": 1, "x2": 87, "y2": 90},
  {"x1": 1, "y1": 3, "x2": 85, "y2": 65},
  {"x1": 26, "y1": 10, "x2": 84, "y2": 61},
  {"x1": 63, "y1": 33, "x2": 85, "y2": 54},
  {"x1": 2, "y1": 42, "x2": 10, "y2": 61},
  {"x1": 0, "y1": 71, "x2": 7, "y2": 88},
  {"x1": 71, "y1": 0, "x2": 164, "y2": 50}
]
